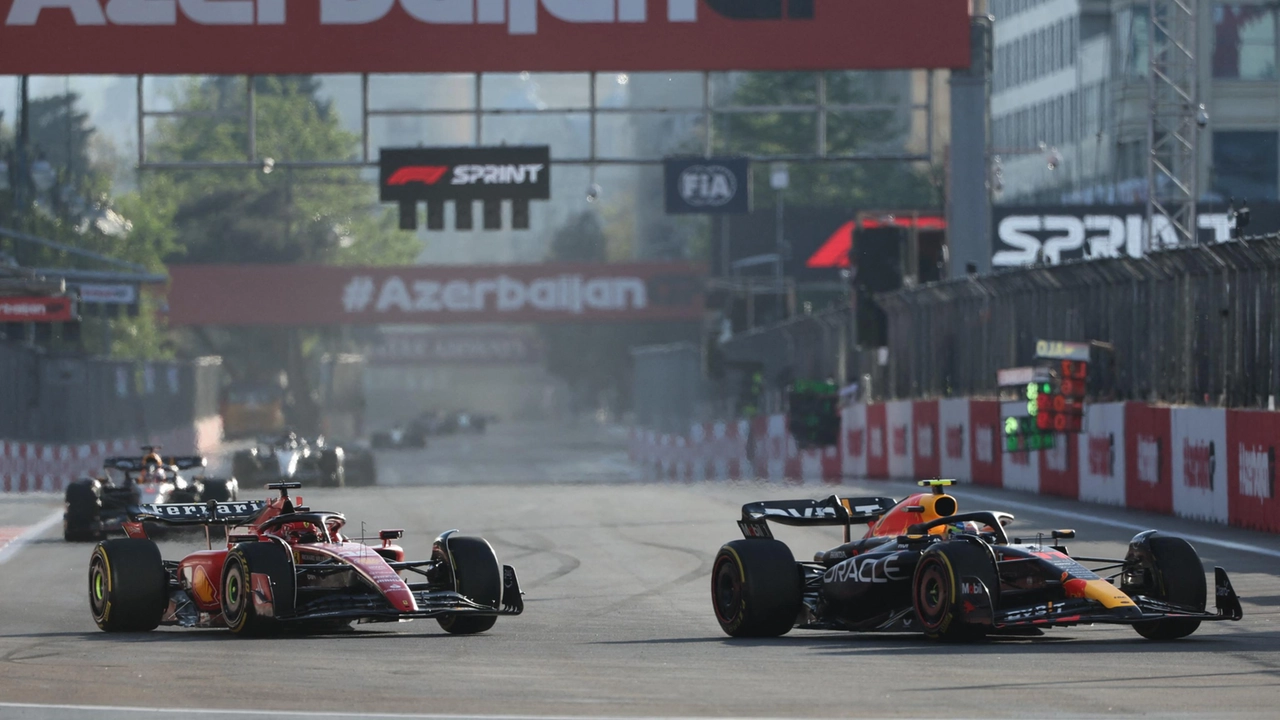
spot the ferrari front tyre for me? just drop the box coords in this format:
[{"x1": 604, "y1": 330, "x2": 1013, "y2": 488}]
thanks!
[
  {"x1": 711, "y1": 539, "x2": 802, "y2": 638},
  {"x1": 913, "y1": 541, "x2": 998, "y2": 642},
  {"x1": 1128, "y1": 536, "x2": 1206, "y2": 641},
  {"x1": 222, "y1": 542, "x2": 295, "y2": 636},
  {"x1": 438, "y1": 536, "x2": 503, "y2": 635},
  {"x1": 89, "y1": 539, "x2": 167, "y2": 632}
]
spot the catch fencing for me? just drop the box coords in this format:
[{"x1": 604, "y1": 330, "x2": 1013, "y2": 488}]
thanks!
[
  {"x1": 0, "y1": 341, "x2": 221, "y2": 444},
  {"x1": 877, "y1": 236, "x2": 1280, "y2": 408}
]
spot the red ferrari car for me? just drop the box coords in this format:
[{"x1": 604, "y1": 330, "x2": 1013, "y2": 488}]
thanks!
[{"x1": 88, "y1": 482, "x2": 523, "y2": 635}]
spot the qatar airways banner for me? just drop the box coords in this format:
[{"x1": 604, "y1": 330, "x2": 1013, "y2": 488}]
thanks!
[
  {"x1": 0, "y1": 1, "x2": 971, "y2": 75},
  {"x1": 371, "y1": 330, "x2": 542, "y2": 364},
  {"x1": 166, "y1": 263, "x2": 705, "y2": 325}
]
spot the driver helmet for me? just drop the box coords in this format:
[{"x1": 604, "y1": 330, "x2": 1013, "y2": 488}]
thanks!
[
  {"x1": 284, "y1": 521, "x2": 321, "y2": 544},
  {"x1": 944, "y1": 520, "x2": 984, "y2": 538},
  {"x1": 142, "y1": 457, "x2": 166, "y2": 484}
]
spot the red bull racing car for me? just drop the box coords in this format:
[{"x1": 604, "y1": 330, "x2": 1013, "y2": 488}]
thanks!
[
  {"x1": 88, "y1": 482, "x2": 523, "y2": 635},
  {"x1": 711, "y1": 480, "x2": 1243, "y2": 641},
  {"x1": 64, "y1": 447, "x2": 237, "y2": 542}
]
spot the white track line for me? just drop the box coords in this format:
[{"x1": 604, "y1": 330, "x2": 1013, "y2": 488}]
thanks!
[
  {"x1": 959, "y1": 490, "x2": 1280, "y2": 559},
  {"x1": 0, "y1": 510, "x2": 62, "y2": 566},
  {"x1": 0, "y1": 704, "x2": 821, "y2": 720}
]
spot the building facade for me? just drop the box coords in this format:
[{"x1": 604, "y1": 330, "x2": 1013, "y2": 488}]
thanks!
[{"x1": 992, "y1": 0, "x2": 1280, "y2": 206}]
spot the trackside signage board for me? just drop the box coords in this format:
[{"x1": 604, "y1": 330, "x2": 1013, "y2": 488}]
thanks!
[
  {"x1": 991, "y1": 203, "x2": 1280, "y2": 267},
  {"x1": 166, "y1": 263, "x2": 706, "y2": 325},
  {"x1": 0, "y1": 295, "x2": 76, "y2": 322},
  {"x1": 664, "y1": 156, "x2": 751, "y2": 215},
  {"x1": 372, "y1": 331, "x2": 543, "y2": 365},
  {"x1": 380, "y1": 146, "x2": 551, "y2": 203},
  {"x1": 0, "y1": 1, "x2": 971, "y2": 74}
]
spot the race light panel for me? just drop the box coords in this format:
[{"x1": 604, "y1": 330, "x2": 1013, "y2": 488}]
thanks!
[
  {"x1": 787, "y1": 379, "x2": 841, "y2": 449},
  {"x1": 996, "y1": 340, "x2": 1092, "y2": 453}
]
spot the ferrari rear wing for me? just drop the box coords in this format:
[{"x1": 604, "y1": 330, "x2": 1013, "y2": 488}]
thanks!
[
  {"x1": 740, "y1": 495, "x2": 897, "y2": 541},
  {"x1": 130, "y1": 500, "x2": 266, "y2": 526}
]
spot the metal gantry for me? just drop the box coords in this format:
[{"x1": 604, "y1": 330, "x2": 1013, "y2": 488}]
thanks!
[
  {"x1": 133, "y1": 71, "x2": 935, "y2": 171},
  {"x1": 1145, "y1": 0, "x2": 1201, "y2": 251}
]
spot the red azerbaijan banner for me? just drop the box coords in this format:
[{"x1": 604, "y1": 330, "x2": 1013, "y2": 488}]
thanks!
[
  {"x1": 0, "y1": 1, "x2": 970, "y2": 75},
  {"x1": 0, "y1": 295, "x2": 76, "y2": 322},
  {"x1": 166, "y1": 263, "x2": 706, "y2": 326}
]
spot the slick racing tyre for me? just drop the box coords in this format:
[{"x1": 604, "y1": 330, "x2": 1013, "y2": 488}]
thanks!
[
  {"x1": 1125, "y1": 534, "x2": 1206, "y2": 640},
  {"x1": 64, "y1": 480, "x2": 102, "y2": 542},
  {"x1": 913, "y1": 541, "x2": 998, "y2": 642},
  {"x1": 345, "y1": 452, "x2": 377, "y2": 487},
  {"x1": 202, "y1": 478, "x2": 237, "y2": 503},
  {"x1": 222, "y1": 541, "x2": 296, "y2": 636},
  {"x1": 711, "y1": 539, "x2": 802, "y2": 638},
  {"x1": 231, "y1": 451, "x2": 262, "y2": 485},
  {"x1": 438, "y1": 536, "x2": 503, "y2": 635},
  {"x1": 318, "y1": 448, "x2": 345, "y2": 488},
  {"x1": 89, "y1": 539, "x2": 168, "y2": 632}
]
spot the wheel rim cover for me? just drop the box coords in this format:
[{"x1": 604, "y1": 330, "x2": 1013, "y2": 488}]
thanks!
[
  {"x1": 713, "y1": 560, "x2": 740, "y2": 622},
  {"x1": 917, "y1": 562, "x2": 948, "y2": 627}
]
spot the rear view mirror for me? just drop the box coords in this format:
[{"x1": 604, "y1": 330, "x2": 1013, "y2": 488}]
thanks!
[{"x1": 1051, "y1": 529, "x2": 1076, "y2": 540}]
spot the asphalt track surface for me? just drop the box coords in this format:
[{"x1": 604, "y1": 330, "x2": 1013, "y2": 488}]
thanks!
[{"x1": 2, "y1": 422, "x2": 1279, "y2": 720}]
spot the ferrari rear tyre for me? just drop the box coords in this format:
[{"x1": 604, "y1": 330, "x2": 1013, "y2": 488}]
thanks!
[
  {"x1": 711, "y1": 539, "x2": 802, "y2": 638},
  {"x1": 222, "y1": 541, "x2": 296, "y2": 636},
  {"x1": 1128, "y1": 535, "x2": 1206, "y2": 641},
  {"x1": 913, "y1": 541, "x2": 998, "y2": 642},
  {"x1": 438, "y1": 536, "x2": 502, "y2": 635},
  {"x1": 89, "y1": 539, "x2": 167, "y2": 632}
]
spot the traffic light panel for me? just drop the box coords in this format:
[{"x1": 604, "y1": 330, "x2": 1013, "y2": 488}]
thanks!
[{"x1": 788, "y1": 380, "x2": 841, "y2": 448}]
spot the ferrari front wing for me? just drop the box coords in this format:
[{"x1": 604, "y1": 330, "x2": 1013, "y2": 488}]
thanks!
[{"x1": 279, "y1": 564, "x2": 525, "y2": 624}]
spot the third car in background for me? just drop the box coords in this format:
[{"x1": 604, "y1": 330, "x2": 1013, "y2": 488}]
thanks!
[{"x1": 232, "y1": 433, "x2": 377, "y2": 488}]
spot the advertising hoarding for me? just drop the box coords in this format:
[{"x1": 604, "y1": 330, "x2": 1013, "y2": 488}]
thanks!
[
  {"x1": 167, "y1": 263, "x2": 706, "y2": 325},
  {"x1": 0, "y1": 1, "x2": 972, "y2": 74}
]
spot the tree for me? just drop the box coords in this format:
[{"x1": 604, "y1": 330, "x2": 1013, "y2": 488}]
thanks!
[
  {"x1": 719, "y1": 72, "x2": 941, "y2": 209},
  {"x1": 539, "y1": 211, "x2": 697, "y2": 416},
  {"x1": 145, "y1": 76, "x2": 419, "y2": 433},
  {"x1": 148, "y1": 76, "x2": 412, "y2": 266},
  {"x1": 1, "y1": 92, "x2": 176, "y2": 360}
]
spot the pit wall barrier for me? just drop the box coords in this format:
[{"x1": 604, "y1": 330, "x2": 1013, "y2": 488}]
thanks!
[
  {"x1": 1, "y1": 416, "x2": 224, "y2": 494},
  {"x1": 630, "y1": 400, "x2": 1279, "y2": 534}
]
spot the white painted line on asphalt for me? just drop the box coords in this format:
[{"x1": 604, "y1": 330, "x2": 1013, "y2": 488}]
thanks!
[
  {"x1": 0, "y1": 704, "x2": 822, "y2": 720},
  {"x1": 960, "y1": 490, "x2": 1280, "y2": 559},
  {"x1": 0, "y1": 510, "x2": 62, "y2": 566}
]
